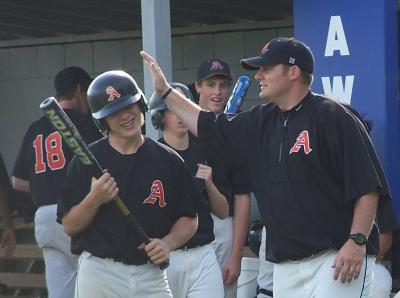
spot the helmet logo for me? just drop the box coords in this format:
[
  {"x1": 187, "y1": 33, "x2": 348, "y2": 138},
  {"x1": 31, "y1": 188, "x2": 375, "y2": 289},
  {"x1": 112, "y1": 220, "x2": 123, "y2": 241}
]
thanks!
[{"x1": 106, "y1": 86, "x2": 121, "y2": 102}]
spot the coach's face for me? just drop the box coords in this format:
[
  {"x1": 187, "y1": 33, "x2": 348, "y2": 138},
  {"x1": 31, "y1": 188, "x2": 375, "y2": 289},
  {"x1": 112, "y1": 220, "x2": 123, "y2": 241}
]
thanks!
[
  {"x1": 196, "y1": 76, "x2": 232, "y2": 113},
  {"x1": 255, "y1": 64, "x2": 292, "y2": 103},
  {"x1": 106, "y1": 103, "x2": 144, "y2": 139}
]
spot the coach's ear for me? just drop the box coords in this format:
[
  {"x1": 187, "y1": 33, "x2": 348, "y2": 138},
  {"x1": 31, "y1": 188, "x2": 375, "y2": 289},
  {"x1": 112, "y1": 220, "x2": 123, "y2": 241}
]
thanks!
[{"x1": 288, "y1": 65, "x2": 302, "y2": 81}]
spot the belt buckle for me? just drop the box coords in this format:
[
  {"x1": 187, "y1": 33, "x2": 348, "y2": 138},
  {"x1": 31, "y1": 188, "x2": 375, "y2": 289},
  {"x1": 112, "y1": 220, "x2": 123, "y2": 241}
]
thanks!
[{"x1": 176, "y1": 245, "x2": 189, "y2": 251}]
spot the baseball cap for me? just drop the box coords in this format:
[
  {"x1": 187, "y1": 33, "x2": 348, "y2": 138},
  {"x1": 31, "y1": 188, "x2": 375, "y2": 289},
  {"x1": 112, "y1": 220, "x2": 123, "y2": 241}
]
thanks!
[
  {"x1": 241, "y1": 37, "x2": 314, "y2": 74},
  {"x1": 54, "y1": 66, "x2": 93, "y2": 97},
  {"x1": 196, "y1": 58, "x2": 232, "y2": 81}
]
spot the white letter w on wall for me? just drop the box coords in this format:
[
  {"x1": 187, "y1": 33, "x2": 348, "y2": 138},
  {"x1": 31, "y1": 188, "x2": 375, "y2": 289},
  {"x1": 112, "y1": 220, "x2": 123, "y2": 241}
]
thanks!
[{"x1": 321, "y1": 75, "x2": 354, "y2": 104}]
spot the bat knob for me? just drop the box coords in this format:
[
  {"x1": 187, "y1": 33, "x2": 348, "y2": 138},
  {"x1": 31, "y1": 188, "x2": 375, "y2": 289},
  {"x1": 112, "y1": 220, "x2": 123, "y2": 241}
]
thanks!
[
  {"x1": 39, "y1": 97, "x2": 58, "y2": 109},
  {"x1": 159, "y1": 260, "x2": 170, "y2": 270}
]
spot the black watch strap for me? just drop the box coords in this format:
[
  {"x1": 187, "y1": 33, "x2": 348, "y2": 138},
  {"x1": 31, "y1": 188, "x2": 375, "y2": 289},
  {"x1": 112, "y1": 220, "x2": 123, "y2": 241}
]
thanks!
[{"x1": 349, "y1": 233, "x2": 367, "y2": 245}]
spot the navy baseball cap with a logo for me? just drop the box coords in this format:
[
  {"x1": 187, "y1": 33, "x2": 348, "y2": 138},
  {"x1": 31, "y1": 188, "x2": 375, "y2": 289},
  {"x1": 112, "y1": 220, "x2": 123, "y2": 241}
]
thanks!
[
  {"x1": 241, "y1": 37, "x2": 314, "y2": 74},
  {"x1": 196, "y1": 59, "x2": 232, "y2": 81}
]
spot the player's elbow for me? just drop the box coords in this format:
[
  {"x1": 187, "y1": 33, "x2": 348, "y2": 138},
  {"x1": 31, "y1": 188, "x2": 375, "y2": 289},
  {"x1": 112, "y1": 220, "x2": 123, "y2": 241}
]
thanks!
[
  {"x1": 187, "y1": 216, "x2": 198, "y2": 240},
  {"x1": 211, "y1": 198, "x2": 229, "y2": 219},
  {"x1": 11, "y1": 176, "x2": 29, "y2": 193},
  {"x1": 213, "y1": 206, "x2": 229, "y2": 219},
  {"x1": 62, "y1": 216, "x2": 83, "y2": 237},
  {"x1": 62, "y1": 222, "x2": 79, "y2": 237},
  {"x1": 190, "y1": 216, "x2": 199, "y2": 238}
]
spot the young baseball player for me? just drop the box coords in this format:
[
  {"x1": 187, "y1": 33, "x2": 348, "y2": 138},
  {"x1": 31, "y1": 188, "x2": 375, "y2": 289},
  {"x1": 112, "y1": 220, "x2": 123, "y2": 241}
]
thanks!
[
  {"x1": 57, "y1": 71, "x2": 199, "y2": 298},
  {"x1": 195, "y1": 59, "x2": 252, "y2": 297},
  {"x1": 151, "y1": 82, "x2": 228, "y2": 298},
  {"x1": 141, "y1": 36, "x2": 390, "y2": 297},
  {"x1": 0, "y1": 151, "x2": 16, "y2": 257},
  {"x1": 12, "y1": 66, "x2": 102, "y2": 298}
]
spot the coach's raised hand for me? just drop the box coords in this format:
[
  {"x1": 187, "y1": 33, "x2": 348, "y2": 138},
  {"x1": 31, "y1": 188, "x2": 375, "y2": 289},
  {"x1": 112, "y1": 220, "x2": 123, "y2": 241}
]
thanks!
[
  {"x1": 140, "y1": 50, "x2": 201, "y2": 135},
  {"x1": 140, "y1": 51, "x2": 171, "y2": 109}
]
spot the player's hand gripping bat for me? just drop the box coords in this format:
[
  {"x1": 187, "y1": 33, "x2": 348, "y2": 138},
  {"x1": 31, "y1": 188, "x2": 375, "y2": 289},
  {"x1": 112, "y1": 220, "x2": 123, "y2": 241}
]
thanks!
[
  {"x1": 40, "y1": 97, "x2": 169, "y2": 270},
  {"x1": 224, "y1": 75, "x2": 251, "y2": 114}
]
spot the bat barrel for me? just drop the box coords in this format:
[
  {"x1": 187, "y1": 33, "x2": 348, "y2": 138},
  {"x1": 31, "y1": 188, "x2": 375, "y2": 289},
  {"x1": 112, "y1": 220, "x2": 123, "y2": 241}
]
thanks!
[{"x1": 224, "y1": 76, "x2": 251, "y2": 114}]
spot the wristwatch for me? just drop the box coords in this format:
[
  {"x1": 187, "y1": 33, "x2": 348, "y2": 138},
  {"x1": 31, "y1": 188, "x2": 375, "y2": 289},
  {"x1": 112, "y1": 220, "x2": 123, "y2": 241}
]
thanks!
[{"x1": 349, "y1": 233, "x2": 368, "y2": 245}]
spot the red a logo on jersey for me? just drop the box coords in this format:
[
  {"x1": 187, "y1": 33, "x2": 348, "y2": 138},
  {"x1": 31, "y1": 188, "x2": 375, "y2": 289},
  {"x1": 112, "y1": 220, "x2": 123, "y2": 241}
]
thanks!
[
  {"x1": 289, "y1": 130, "x2": 312, "y2": 155},
  {"x1": 143, "y1": 180, "x2": 166, "y2": 208}
]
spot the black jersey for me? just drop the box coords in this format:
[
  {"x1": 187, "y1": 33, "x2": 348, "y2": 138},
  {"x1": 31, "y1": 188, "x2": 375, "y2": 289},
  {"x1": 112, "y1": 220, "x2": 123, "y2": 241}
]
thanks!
[
  {"x1": 159, "y1": 136, "x2": 216, "y2": 247},
  {"x1": 377, "y1": 200, "x2": 397, "y2": 234},
  {"x1": 57, "y1": 137, "x2": 198, "y2": 263},
  {"x1": 198, "y1": 92, "x2": 390, "y2": 262},
  {"x1": 12, "y1": 109, "x2": 102, "y2": 207},
  {"x1": 0, "y1": 152, "x2": 10, "y2": 188},
  {"x1": 193, "y1": 133, "x2": 251, "y2": 216},
  {"x1": 0, "y1": 152, "x2": 13, "y2": 203}
]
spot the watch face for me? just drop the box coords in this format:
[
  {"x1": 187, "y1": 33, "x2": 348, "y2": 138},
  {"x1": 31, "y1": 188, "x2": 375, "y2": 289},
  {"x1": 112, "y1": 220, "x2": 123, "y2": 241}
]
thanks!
[{"x1": 350, "y1": 233, "x2": 367, "y2": 245}]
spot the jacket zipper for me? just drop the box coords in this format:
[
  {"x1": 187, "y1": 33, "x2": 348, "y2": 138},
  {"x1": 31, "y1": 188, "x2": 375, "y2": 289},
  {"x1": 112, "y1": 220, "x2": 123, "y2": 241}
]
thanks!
[{"x1": 278, "y1": 114, "x2": 289, "y2": 163}]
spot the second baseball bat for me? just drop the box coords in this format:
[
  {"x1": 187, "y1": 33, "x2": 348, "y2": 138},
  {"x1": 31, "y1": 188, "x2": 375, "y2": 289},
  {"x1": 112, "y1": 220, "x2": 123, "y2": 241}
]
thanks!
[
  {"x1": 39, "y1": 97, "x2": 169, "y2": 270},
  {"x1": 224, "y1": 75, "x2": 251, "y2": 114}
]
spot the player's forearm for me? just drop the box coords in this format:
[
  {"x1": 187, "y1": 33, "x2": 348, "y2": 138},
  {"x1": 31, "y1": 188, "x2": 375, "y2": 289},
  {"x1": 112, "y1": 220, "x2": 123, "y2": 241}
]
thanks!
[
  {"x1": 62, "y1": 193, "x2": 101, "y2": 236},
  {"x1": 231, "y1": 194, "x2": 251, "y2": 258},
  {"x1": 377, "y1": 232, "x2": 392, "y2": 260},
  {"x1": 206, "y1": 182, "x2": 229, "y2": 219},
  {"x1": 165, "y1": 89, "x2": 201, "y2": 136},
  {"x1": 162, "y1": 216, "x2": 198, "y2": 251},
  {"x1": 350, "y1": 191, "x2": 379, "y2": 237},
  {"x1": 11, "y1": 176, "x2": 29, "y2": 193}
]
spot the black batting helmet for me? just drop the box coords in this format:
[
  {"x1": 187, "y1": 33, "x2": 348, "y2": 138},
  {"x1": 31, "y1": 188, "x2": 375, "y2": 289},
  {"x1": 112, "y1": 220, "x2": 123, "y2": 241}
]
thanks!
[
  {"x1": 150, "y1": 82, "x2": 193, "y2": 130},
  {"x1": 87, "y1": 70, "x2": 147, "y2": 132}
]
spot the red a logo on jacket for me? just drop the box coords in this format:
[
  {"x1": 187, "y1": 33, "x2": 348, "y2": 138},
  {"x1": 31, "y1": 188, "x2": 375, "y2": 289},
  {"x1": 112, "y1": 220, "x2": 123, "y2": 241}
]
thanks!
[
  {"x1": 143, "y1": 180, "x2": 166, "y2": 207},
  {"x1": 289, "y1": 130, "x2": 312, "y2": 155}
]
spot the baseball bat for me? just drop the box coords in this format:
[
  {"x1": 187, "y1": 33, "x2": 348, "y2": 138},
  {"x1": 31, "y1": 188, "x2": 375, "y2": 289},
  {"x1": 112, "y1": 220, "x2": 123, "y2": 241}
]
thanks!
[
  {"x1": 224, "y1": 75, "x2": 251, "y2": 114},
  {"x1": 39, "y1": 97, "x2": 169, "y2": 270}
]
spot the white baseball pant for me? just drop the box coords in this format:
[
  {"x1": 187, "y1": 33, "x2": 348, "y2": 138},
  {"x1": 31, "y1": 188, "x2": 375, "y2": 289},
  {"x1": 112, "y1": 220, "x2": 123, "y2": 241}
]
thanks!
[
  {"x1": 75, "y1": 251, "x2": 172, "y2": 298},
  {"x1": 370, "y1": 261, "x2": 392, "y2": 297},
  {"x1": 34, "y1": 204, "x2": 79, "y2": 298},
  {"x1": 273, "y1": 249, "x2": 374, "y2": 298},
  {"x1": 211, "y1": 214, "x2": 237, "y2": 298},
  {"x1": 167, "y1": 243, "x2": 224, "y2": 298},
  {"x1": 257, "y1": 227, "x2": 274, "y2": 298}
]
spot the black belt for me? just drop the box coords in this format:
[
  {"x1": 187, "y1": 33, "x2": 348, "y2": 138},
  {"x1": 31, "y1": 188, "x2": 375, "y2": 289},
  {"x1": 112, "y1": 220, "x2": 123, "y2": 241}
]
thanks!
[
  {"x1": 177, "y1": 244, "x2": 202, "y2": 251},
  {"x1": 177, "y1": 241, "x2": 211, "y2": 251},
  {"x1": 106, "y1": 256, "x2": 148, "y2": 266},
  {"x1": 257, "y1": 287, "x2": 273, "y2": 297}
]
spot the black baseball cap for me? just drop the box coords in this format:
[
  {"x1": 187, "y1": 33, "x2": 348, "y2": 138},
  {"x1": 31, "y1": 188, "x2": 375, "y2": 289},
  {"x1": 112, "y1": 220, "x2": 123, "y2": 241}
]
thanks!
[
  {"x1": 54, "y1": 66, "x2": 93, "y2": 97},
  {"x1": 196, "y1": 58, "x2": 232, "y2": 81},
  {"x1": 241, "y1": 37, "x2": 314, "y2": 74}
]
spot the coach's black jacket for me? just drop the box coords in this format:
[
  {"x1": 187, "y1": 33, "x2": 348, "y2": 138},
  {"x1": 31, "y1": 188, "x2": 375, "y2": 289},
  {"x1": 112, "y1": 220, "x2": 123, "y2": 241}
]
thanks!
[{"x1": 198, "y1": 92, "x2": 390, "y2": 263}]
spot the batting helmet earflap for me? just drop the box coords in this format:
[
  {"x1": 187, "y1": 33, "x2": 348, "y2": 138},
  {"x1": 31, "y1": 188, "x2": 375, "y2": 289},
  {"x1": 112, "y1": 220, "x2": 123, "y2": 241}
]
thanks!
[
  {"x1": 248, "y1": 220, "x2": 263, "y2": 257},
  {"x1": 87, "y1": 70, "x2": 147, "y2": 132},
  {"x1": 150, "y1": 82, "x2": 193, "y2": 130}
]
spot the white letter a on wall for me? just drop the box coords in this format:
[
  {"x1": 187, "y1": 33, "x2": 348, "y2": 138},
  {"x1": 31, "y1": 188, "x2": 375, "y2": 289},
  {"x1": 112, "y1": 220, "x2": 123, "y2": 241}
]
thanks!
[{"x1": 324, "y1": 16, "x2": 350, "y2": 57}]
